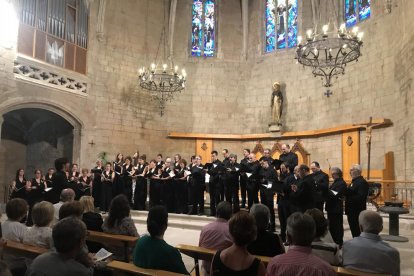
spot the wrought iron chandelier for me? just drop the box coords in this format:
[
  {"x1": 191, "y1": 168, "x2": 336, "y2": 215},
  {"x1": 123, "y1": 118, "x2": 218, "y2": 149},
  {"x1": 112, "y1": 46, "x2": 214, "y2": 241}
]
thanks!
[
  {"x1": 138, "y1": 1, "x2": 186, "y2": 116},
  {"x1": 295, "y1": 23, "x2": 363, "y2": 97}
]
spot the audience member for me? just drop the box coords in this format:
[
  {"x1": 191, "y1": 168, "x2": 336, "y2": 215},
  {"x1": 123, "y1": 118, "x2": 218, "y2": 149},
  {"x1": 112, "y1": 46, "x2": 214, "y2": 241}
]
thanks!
[
  {"x1": 26, "y1": 217, "x2": 93, "y2": 276},
  {"x1": 59, "y1": 201, "x2": 84, "y2": 220},
  {"x1": 248, "y1": 204, "x2": 285, "y2": 257},
  {"x1": 54, "y1": 188, "x2": 75, "y2": 221},
  {"x1": 2, "y1": 198, "x2": 28, "y2": 242},
  {"x1": 0, "y1": 261, "x2": 12, "y2": 276},
  {"x1": 23, "y1": 201, "x2": 54, "y2": 248},
  {"x1": 79, "y1": 196, "x2": 104, "y2": 253},
  {"x1": 266, "y1": 212, "x2": 336, "y2": 276},
  {"x1": 102, "y1": 195, "x2": 139, "y2": 260},
  {"x1": 343, "y1": 210, "x2": 400, "y2": 276},
  {"x1": 199, "y1": 201, "x2": 233, "y2": 275},
  {"x1": 305, "y1": 208, "x2": 340, "y2": 265},
  {"x1": 133, "y1": 206, "x2": 188, "y2": 275},
  {"x1": 211, "y1": 212, "x2": 265, "y2": 276}
]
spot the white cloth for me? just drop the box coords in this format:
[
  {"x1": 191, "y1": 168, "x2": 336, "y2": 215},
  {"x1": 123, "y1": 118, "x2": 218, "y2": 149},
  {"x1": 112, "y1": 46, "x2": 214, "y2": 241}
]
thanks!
[
  {"x1": 53, "y1": 201, "x2": 64, "y2": 221},
  {"x1": 23, "y1": 226, "x2": 53, "y2": 248}
]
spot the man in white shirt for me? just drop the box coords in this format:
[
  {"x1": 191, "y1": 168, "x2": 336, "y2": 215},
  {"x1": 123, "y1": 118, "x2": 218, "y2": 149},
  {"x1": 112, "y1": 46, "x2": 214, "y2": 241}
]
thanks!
[
  {"x1": 343, "y1": 210, "x2": 400, "y2": 276},
  {"x1": 53, "y1": 188, "x2": 75, "y2": 221}
]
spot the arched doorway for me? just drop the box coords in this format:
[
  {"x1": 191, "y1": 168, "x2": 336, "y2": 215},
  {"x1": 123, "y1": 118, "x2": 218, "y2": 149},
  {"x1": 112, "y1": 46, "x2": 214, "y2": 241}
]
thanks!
[{"x1": 0, "y1": 106, "x2": 82, "y2": 202}]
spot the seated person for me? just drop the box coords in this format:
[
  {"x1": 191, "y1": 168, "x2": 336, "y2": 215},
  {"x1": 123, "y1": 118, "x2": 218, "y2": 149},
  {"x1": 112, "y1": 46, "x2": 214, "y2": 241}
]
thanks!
[
  {"x1": 266, "y1": 212, "x2": 336, "y2": 276},
  {"x1": 23, "y1": 201, "x2": 54, "y2": 248},
  {"x1": 59, "y1": 201, "x2": 84, "y2": 220},
  {"x1": 305, "y1": 208, "x2": 341, "y2": 265},
  {"x1": 210, "y1": 212, "x2": 265, "y2": 276},
  {"x1": 2, "y1": 198, "x2": 28, "y2": 242},
  {"x1": 248, "y1": 204, "x2": 285, "y2": 257},
  {"x1": 343, "y1": 210, "x2": 400, "y2": 276},
  {"x1": 79, "y1": 196, "x2": 104, "y2": 253},
  {"x1": 26, "y1": 217, "x2": 93, "y2": 276},
  {"x1": 199, "y1": 201, "x2": 233, "y2": 275},
  {"x1": 102, "y1": 195, "x2": 139, "y2": 260},
  {"x1": 0, "y1": 261, "x2": 12, "y2": 276},
  {"x1": 53, "y1": 189, "x2": 75, "y2": 221},
  {"x1": 133, "y1": 206, "x2": 188, "y2": 275}
]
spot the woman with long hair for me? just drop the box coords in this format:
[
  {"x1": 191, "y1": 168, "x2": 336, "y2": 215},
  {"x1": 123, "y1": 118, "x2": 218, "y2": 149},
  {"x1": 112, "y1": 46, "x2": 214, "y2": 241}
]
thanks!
[
  {"x1": 10, "y1": 168, "x2": 27, "y2": 200},
  {"x1": 113, "y1": 153, "x2": 124, "y2": 197},
  {"x1": 26, "y1": 169, "x2": 46, "y2": 226}
]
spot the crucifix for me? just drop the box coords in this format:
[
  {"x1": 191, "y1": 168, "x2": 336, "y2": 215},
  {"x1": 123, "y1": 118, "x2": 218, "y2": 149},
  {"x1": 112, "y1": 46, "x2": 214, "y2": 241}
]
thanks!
[
  {"x1": 88, "y1": 140, "x2": 95, "y2": 147},
  {"x1": 361, "y1": 117, "x2": 383, "y2": 180}
]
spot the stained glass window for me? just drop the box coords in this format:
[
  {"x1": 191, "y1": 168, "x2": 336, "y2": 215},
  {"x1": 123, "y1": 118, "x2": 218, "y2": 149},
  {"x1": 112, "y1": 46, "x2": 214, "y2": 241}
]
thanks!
[
  {"x1": 345, "y1": 0, "x2": 357, "y2": 27},
  {"x1": 191, "y1": 0, "x2": 215, "y2": 57},
  {"x1": 287, "y1": 0, "x2": 298, "y2": 48},
  {"x1": 345, "y1": 0, "x2": 370, "y2": 27},
  {"x1": 358, "y1": 0, "x2": 371, "y2": 21},
  {"x1": 265, "y1": 0, "x2": 276, "y2": 53},
  {"x1": 265, "y1": 0, "x2": 298, "y2": 53}
]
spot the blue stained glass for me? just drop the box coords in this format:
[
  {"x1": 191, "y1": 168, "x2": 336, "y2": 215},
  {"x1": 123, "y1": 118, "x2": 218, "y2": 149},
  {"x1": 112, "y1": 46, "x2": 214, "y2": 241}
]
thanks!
[
  {"x1": 358, "y1": 0, "x2": 370, "y2": 21},
  {"x1": 345, "y1": 0, "x2": 357, "y2": 27},
  {"x1": 191, "y1": 0, "x2": 203, "y2": 57},
  {"x1": 287, "y1": 0, "x2": 298, "y2": 48},
  {"x1": 203, "y1": 0, "x2": 215, "y2": 57},
  {"x1": 265, "y1": 0, "x2": 276, "y2": 53},
  {"x1": 276, "y1": 0, "x2": 287, "y2": 49}
]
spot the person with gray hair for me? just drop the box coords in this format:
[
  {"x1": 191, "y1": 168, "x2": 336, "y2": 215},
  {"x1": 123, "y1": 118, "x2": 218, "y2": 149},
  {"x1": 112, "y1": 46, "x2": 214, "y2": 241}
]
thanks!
[
  {"x1": 26, "y1": 217, "x2": 92, "y2": 276},
  {"x1": 325, "y1": 167, "x2": 347, "y2": 245},
  {"x1": 345, "y1": 164, "x2": 369, "y2": 237},
  {"x1": 266, "y1": 212, "x2": 336, "y2": 276},
  {"x1": 343, "y1": 210, "x2": 400, "y2": 276},
  {"x1": 248, "y1": 204, "x2": 284, "y2": 257},
  {"x1": 199, "y1": 201, "x2": 233, "y2": 275},
  {"x1": 53, "y1": 188, "x2": 75, "y2": 221}
]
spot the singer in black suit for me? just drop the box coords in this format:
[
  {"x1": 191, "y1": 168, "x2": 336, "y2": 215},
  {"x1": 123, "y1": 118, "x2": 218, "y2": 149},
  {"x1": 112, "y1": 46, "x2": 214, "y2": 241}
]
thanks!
[
  {"x1": 345, "y1": 164, "x2": 369, "y2": 237},
  {"x1": 290, "y1": 164, "x2": 316, "y2": 213},
  {"x1": 326, "y1": 167, "x2": 347, "y2": 245}
]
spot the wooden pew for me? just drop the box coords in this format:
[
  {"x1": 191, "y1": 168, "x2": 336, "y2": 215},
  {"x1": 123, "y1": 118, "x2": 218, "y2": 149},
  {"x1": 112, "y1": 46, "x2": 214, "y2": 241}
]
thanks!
[
  {"x1": 175, "y1": 244, "x2": 271, "y2": 276},
  {"x1": 107, "y1": 260, "x2": 188, "y2": 276},
  {"x1": 334, "y1": 266, "x2": 391, "y2": 276},
  {"x1": 86, "y1": 230, "x2": 138, "y2": 262},
  {"x1": 0, "y1": 239, "x2": 48, "y2": 259}
]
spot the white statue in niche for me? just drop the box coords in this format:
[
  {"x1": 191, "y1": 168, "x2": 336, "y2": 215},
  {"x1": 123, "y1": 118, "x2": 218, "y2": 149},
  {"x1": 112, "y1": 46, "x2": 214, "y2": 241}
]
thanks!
[{"x1": 270, "y1": 81, "x2": 283, "y2": 126}]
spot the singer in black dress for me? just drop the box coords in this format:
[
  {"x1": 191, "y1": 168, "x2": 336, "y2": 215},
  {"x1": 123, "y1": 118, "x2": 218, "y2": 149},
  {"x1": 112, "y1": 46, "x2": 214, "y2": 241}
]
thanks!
[
  {"x1": 133, "y1": 156, "x2": 147, "y2": 210},
  {"x1": 122, "y1": 156, "x2": 134, "y2": 205},
  {"x1": 78, "y1": 168, "x2": 92, "y2": 198},
  {"x1": 10, "y1": 168, "x2": 28, "y2": 200},
  {"x1": 100, "y1": 162, "x2": 114, "y2": 212},
  {"x1": 113, "y1": 153, "x2": 124, "y2": 197},
  {"x1": 91, "y1": 159, "x2": 103, "y2": 208},
  {"x1": 27, "y1": 169, "x2": 46, "y2": 226}
]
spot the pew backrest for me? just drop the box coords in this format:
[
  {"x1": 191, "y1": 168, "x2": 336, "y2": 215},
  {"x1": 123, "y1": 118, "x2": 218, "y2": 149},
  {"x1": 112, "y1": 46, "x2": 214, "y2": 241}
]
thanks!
[
  {"x1": 334, "y1": 266, "x2": 391, "y2": 276},
  {"x1": 0, "y1": 239, "x2": 48, "y2": 259},
  {"x1": 107, "y1": 260, "x2": 188, "y2": 276}
]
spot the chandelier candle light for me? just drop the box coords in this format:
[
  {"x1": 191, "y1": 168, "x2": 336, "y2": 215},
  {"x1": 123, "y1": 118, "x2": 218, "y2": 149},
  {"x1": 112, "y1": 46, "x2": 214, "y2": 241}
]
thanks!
[
  {"x1": 138, "y1": 62, "x2": 186, "y2": 116},
  {"x1": 295, "y1": 23, "x2": 363, "y2": 97}
]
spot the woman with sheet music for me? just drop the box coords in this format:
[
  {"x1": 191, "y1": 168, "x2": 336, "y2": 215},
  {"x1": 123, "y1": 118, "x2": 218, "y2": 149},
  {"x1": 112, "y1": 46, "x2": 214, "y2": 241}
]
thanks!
[
  {"x1": 113, "y1": 153, "x2": 124, "y2": 197},
  {"x1": 10, "y1": 168, "x2": 28, "y2": 200},
  {"x1": 100, "y1": 162, "x2": 114, "y2": 212},
  {"x1": 26, "y1": 169, "x2": 46, "y2": 226},
  {"x1": 91, "y1": 159, "x2": 103, "y2": 208},
  {"x1": 77, "y1": 168, "x2": 92, "y2": 198},
  {"x1": 146, "y1": 160, "x2": 161, "y2": 208},
  {"x1": 173, "y1": 159, "x2": 188, "y2": 214},
  {"x1": 122, "y1": 156, "x2": 134, "y2": 205},
  {"x1": 133, "y1": 156, "x2": 147, "y2": 210}
]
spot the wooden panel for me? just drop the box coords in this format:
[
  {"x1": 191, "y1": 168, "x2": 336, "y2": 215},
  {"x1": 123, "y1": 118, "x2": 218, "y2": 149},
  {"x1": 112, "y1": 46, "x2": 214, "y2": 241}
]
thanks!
[
  {"x1": 65, "y1": 43, "x2": 75, "y2": 70},
  {"x1": 17, "y1": 24, "x2": 35, "y2": 57},
  {"x1": 342, "y1": 131, "x2": 360, "y2": 181},
  {"x1": 196, "y1": 139, "x2": 212, "y2": 163},
  {"x1": 168, "y1": 119, "x2": 392, "y2": 140},
  {"x1": 75, "y1": 46, "x2": 87, "y2": 74},
  {"x1": 34, "y1": 30, "x2": 46, "y2": 61}
]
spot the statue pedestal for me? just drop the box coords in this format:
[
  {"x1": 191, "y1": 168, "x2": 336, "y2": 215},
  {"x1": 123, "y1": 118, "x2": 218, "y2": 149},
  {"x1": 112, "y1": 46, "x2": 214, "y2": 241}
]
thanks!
[{"x1": 268, "y1": 124, "x2": 281, "y2": 133}]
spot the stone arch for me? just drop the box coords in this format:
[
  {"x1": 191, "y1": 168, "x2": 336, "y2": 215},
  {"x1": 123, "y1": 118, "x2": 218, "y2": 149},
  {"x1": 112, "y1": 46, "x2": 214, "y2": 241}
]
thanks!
[{"x1": 0, "y1": 100, "x2": 83, "y2": 165}]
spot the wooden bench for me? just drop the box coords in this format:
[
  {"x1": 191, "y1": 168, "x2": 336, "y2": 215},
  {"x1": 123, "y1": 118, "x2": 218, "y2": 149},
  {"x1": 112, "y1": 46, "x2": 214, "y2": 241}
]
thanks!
[
  {"x1": 175, "y1": 244, "x2": 270, "y2": 276},
  {"x1": 107, "y1": 260, "x2": 188, "y2": 276},
  {"x1": 86, "y1": 230, "x2": 138, "y2": 262},
  {"x1": 0, "y1": 239, "x2": 48, "y2": 259}
]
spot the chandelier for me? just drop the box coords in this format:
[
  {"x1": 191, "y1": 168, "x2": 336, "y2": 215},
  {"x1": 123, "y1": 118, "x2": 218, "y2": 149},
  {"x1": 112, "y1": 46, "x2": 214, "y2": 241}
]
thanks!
[
  {"x1": 137, "y1": 1, "x2": 186, "y2": 116},
  {"x1": 295, "y1": 23, "x2": 363, "y2": 97}
]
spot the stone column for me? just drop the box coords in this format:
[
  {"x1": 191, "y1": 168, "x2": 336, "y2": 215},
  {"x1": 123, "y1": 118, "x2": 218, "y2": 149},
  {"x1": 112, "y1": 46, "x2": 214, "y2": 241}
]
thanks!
[
  {"x1": 241, "y1": 0, "x2": 249, "y2": 60},
  {"x1": 96, "y1": 0, "x2": 107, "y2": 42},
  {"x1": 72, "y1": 127, "x2": 81, "y2": 165},
  {"x1": 0, "y1": 117, "x2": 6, "y2": 203},
  {"x1": 168, "y1": 0, "x2": 178, "y2": 65}
]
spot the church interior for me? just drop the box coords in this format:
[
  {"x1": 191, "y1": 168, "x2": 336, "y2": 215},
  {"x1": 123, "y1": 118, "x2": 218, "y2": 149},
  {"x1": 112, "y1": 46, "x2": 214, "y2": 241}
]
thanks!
[{"x1": 0, "y1": 0, "x2": 413, "y2": 275}]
